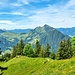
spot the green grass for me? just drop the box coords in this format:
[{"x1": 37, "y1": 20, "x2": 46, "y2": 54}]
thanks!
[{"x1": 0, "y1": 56, "x2": 75, "y2": 75}]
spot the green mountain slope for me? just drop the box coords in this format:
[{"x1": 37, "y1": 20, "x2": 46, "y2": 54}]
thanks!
[
  {"x1": 0, "y1": 56, "x2": 75, "y2": 75},
  {"x1": 0, "y1": 25, "x2": 69, "y2": 51},
  {"x1": 24, "y1": 25, "x2": 69, "y2": 51},
  {"x1": 0, "y1": 32, "x2": 19, "y2": 50}
]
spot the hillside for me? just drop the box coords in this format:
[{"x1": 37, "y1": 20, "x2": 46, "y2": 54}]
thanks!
[
  {"x1": 0, "y1": 56, "x2": 75, "y2": 75},
  {"x1": 25, "y1": 25, "x2": 70, "y2": 52},
  {"x1": 0, "y1": 25, "x2": 69, "y2": 51},
  {"x1": 0, "y1": 32, "x2": 19, "y2": 51}
]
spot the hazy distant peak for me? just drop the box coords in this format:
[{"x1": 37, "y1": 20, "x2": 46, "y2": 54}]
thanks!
[{"x1": 0, "y1": 29, "x2": 5, "y2": 33}]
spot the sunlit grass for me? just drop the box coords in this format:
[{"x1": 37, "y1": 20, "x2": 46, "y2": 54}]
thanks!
[{"x1": 0, "y1": 56, "x2": 75, "y2": 75}]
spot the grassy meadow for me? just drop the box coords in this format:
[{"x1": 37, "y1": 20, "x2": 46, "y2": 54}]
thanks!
[{"x1": 0, "y1": 56, "x2": 75, "y2": 75}]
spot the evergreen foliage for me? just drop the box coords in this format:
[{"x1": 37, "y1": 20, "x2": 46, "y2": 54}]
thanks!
[
  {"x1": 56, "y1": 39, "x2": 73, "y2": 60},
  {"x1": 50, "y1": 51, "x2": 56, "y2": 59},
  {"x1": 12, "y1": 46, "x2": 16, "y2": 58},
  {"x1": 71, "y1": 36, "x2": 75, "y2": 56},
  {"x1": 16, "y1": 39, "x2": 25, "y2": 55},
  {"x1": 44, "y1": 43, "x2": 51, "y2": 57},
  {"x1": 39, "y1": 45, "x2": 45, "y2": 57},
  {"x1": 34, "y1": 40, "x2": 41, "y2": 57},
  {"x1": 11, "y1": 39, "x2": 73, "y2": 60},
  {"x1": 12, "y1": 39, "x2": 25, "y2": 58}
]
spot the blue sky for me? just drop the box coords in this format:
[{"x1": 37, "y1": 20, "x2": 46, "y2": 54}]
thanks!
[{"x1": 0, "y1": 0, "x2": 75, "y2": 29}]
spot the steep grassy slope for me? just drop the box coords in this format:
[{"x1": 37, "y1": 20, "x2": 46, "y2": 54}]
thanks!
[{"x1": 0, "y1": 56, "x2": 75, "y2": 75}]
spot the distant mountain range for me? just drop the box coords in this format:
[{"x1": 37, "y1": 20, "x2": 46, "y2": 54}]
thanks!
[
  {"x1": 0, "y1": 25, "x2": 69, "y2": 52},
  {"x1": 0, "y1": 29, "x2": 5, "y2": 33},
  {"x1": 57, "y1": 27, "x2": 75, "y2": 37},
  {"x1": 6, "y1": 29, "x2": 31, "y2": 33},
  {"x1": 1, "y1": 27, "x2": 75, "y2": 37}
]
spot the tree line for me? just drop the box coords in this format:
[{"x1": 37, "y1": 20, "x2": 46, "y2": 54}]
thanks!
[
  {"x1": 1, "y1": 36, "x2": 75, "y2": 61},
  {"x1": 11, "y1": 40, "x2": 51, "y2": 58},
  {"x1": 11, "y1": 36, "x2": 75, "y2": 60}
]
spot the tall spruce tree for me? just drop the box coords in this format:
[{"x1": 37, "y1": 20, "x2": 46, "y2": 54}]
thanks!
[
  {"x1": 12, "y1": 46, "x2": 17, "y2": 58},
  {"x1": 16, "y1": 39, "x2": 25, "y2": 55},
  {"x1": 16, "y1": 43, "x2": 20, "y2": 55},
  {"x1": 19, "y1": 39, "x2": 25, "y2": 55},
  {"x1": 39, "y1": 45, "x2": 45, "y2": 57},
  {"x1": 66, "y1": 39, "x2": 73, "y2": 58},
  {"x1": 50, "y1": 51, "x2": 56, "y2": 59},
  {"x1": 71, "y1": 36, "x2": 75, "y2": 56},
  {"x1": 45, "y1": 43, "x2": 51, "y2": 57},
  {"x1": 34, "y1": 40, "x2": 41, "y2": 57},
  {"x1": 56, "y1": 39, "x2": 73, "y2": 60},
  {"x1": 56, "y1": 41, "x2": 64, "y2": 59},
  {"x1": 12, "y1": 39, "x2": 25, "y2": 57}
]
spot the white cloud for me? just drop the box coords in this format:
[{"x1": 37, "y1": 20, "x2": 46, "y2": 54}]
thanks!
[
  {"x1": 71, "y1": 15, "x2": 75, "y2": 18},
  {"x1": 18, "y1": 0, "x2": 34, "y2": 5},
  {"x1": 0, "y1": 0, "x2": 75, "y2": 29},
  {"x1": 11, "y1": 3, "x2": 22, "y2": 7},
  {"x1": 67, "y1": 0, "x2": 75, "y2": 6},
  {"x1": 0, "y1": 20, "x2": 17, "y2": 25},
  {"x1": 0, "y1": 20, "x2": 20, "y2": 30},
  {"x1": 18, "y1": 0, "x2": 46, "y2": 5},
  {"x1": 0, "y1": 12, "x2": 26, "y2": 16},
  {"x1": 27, "y1": 2, "x2": 75, "y2": 28},
  {"x1": 0, "y1": 20, "x2": 35, "y2": 30},
  {"x1": 65, "y1": 0, "x2": 75, "y2": 9}
]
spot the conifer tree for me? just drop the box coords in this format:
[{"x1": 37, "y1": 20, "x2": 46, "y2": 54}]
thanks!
[
  {"x1": 19, "y1": 39, "x2": 25, "y2": 55},
  {"x1": 12, "y1": 39, "x2": 25, "y2": 57},
  {"x1": 71, "y1": 36, "x2": 75, "y2": 56},
  {"x1": 50, "y1": 51, "x2": 56, "y2": 59},
  {"x1": 34, "y1": 40, "x2": 41, "y2": 57},
  {"x1": 56, "y1": 39, "x2": 73, "y2": 60},
  {"x1": 16, "y1": 39, "x2": 25, "y2": 55},
  {"x1": 39, "y1": 45, "x2": 45, "y2": 57},
  {"x1": 66, "y1": 39, "x2": 73, "y2": 58},
  {"x1": 12, "y1": 46, "x2": 17, "y2": 58},
  {"x1": 45, "y1": 43, "x2": 51, "y2": 57},
  {"x1": 16, "y1": 43, "x2": 20, "y2": 55}
]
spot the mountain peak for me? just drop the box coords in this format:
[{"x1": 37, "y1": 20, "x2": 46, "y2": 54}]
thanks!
[
  {"x1": 43, "y1": 24, "x2": 54, "y2": 29},
  {"x1": 43, "y1": 24, "x2": 55, "y2": 32},
  {"x1": 44, "y1": 24, "x2": 50, "y2": 28}
]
